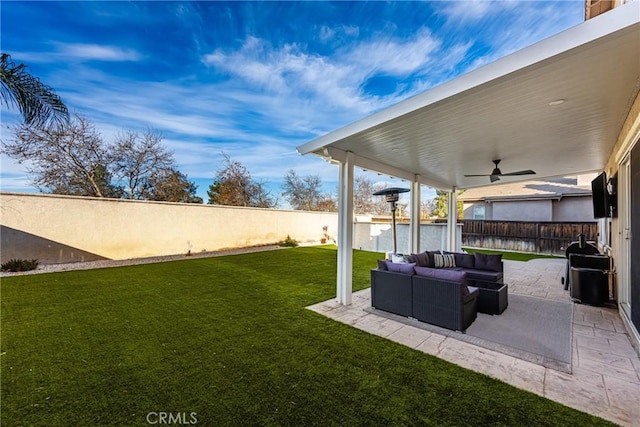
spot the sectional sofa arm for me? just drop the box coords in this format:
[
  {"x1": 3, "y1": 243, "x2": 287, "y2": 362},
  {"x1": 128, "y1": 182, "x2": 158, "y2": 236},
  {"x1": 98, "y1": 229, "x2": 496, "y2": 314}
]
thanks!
[
  {"x1": 370, "y1": 269, "x2": 413, "y2": 317},
  {"x1": 411, "y1": 276, "x2": 478, "y2": 331}
]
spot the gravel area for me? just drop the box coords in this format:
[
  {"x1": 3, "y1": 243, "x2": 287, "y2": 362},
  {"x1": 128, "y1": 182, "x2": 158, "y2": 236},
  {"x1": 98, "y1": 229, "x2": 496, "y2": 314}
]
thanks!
[{"x1": 0, "y1": 245, "x2": 284, "y2": 277}]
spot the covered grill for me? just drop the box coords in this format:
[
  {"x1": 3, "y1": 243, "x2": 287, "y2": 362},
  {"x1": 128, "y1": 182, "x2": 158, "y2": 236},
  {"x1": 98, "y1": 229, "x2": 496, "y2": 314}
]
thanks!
[{"x1": 562, "y1": 234, "x2": 612, "y2": 306}]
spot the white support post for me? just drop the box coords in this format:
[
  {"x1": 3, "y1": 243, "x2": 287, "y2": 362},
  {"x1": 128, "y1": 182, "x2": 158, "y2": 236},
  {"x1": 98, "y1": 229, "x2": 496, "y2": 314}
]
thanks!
[
  {"x1": 410, "y1": 177, "x2": 421, "y2": 254},
  {"x1": 336, "y1": 151, "x2": 354, "y2": 305},
  {"x1": 447, "y1": 188, "x2": 458, "y2": 252}
]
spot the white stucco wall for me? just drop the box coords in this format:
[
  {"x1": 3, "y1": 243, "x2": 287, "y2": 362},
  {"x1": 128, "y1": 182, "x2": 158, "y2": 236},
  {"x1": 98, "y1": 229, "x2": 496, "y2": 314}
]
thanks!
[
  {"x1": 354, "y1": 222, "x2": 461, "y2": 254},
  {"x1": 0, "y1": 192, "x2": 455, "y2": 264},
  {"x1": 0, "y1": 192, "x2": 338, "y2": 263}
]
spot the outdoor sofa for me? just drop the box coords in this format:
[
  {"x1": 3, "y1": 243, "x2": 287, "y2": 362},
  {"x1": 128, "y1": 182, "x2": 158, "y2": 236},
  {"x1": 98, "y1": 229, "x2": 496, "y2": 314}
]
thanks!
[{"x1": 370, "y1": 251, "x2": 505, "y2": 331}]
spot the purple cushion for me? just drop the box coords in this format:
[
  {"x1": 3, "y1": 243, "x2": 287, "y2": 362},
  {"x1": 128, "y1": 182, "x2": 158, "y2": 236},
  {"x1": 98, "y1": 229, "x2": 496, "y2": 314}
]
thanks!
[
  {"x1": 415, "y1": 267, "x2": 469, "y2": 295},
  {"x1": 473, "y1": 253, "x2": 503, "y2": 272},
  {"x1": 414, "y1": 266, "x2": 438, "y2": 277},
  {"x1": 386, "y1": 262, "x2": 416, "y2": 274},
  {"x1": 376, "y1": 259, "x2": 388, "y2": 270},
  {"x1": 432, "y1": 269, "x2": 467, "y2": 286},
  {"x1": 454, "y1": 253, "x2": 475, "y2": 269}
]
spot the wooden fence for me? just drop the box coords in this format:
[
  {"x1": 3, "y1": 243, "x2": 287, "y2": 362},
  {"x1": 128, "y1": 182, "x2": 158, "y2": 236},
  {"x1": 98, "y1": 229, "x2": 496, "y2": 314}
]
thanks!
[{"x1": 461, "y1": 220, "x2": 598, "y2": 255}]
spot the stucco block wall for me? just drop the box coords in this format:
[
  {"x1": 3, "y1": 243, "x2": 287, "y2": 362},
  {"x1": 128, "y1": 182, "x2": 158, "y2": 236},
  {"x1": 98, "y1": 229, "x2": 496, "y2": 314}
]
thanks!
[
  {"x1": 0, "y1": 193, "x2": 338, "y2": 263},
  {"x1": 354, "y1": 222, "x2": 461, "y2": 254}
]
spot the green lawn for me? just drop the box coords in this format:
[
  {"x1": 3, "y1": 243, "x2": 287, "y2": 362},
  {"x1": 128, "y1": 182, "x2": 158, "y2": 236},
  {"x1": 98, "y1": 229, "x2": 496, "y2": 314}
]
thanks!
[
  {"x1": 1, "y1": 247, "x2": 609, "y2": 426},
  {"x1": 462, "y1": 247, "x2": 563, "y2": 262}
]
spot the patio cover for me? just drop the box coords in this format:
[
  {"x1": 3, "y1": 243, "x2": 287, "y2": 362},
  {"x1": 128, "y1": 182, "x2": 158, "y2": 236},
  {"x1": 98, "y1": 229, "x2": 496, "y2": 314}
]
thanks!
[{"x1": 296, "y1": 2, "x2": 640, "y2": 305}]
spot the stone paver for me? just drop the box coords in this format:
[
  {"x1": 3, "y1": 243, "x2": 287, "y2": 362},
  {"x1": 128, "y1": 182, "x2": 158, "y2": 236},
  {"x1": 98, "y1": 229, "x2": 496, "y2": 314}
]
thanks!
[{"x1": 308, "y1": 258, "x2": 640, "y2": 426}]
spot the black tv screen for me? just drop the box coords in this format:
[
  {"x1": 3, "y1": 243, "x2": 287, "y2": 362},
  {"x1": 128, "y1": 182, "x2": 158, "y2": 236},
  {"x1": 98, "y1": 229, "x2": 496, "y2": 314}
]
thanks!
[{"x1": 591, "y1": 172, "x2": 610, "y2": 218}]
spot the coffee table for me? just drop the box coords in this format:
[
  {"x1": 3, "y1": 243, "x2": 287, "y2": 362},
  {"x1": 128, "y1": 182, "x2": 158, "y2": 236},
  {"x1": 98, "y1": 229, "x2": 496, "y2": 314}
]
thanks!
[{"x1": 470, "y1": 280, "x2": 508, "y2": 315}]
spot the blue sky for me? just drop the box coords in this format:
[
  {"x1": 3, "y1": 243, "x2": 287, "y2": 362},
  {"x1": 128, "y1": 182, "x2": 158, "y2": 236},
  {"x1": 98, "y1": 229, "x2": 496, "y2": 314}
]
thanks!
[{"x1": 0, "y1": 1, "x2": 584, "y2": 204}]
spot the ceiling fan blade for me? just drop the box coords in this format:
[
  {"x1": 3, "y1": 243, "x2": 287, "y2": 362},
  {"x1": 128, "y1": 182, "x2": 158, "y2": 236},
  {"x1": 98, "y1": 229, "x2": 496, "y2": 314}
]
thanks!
[
  {"x1": 490, "y1": 175, "x2": 501, "y2": 183},
  {"x1": 501, "y1": 170, "x2": 536, "y2": 176},
  {"x1": 464, "y1": 174, "x2": 491, "y2": 177}
]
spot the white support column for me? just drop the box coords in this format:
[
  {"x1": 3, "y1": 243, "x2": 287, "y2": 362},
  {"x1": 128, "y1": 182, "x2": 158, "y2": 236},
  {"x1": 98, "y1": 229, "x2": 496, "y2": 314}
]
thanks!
[
  {"x1": 336, "y1": 151, "x2": 354, "y2": 305},
  {"x1": 447, "y1": 188, "x2": 458, "y2": 252},
  {"x1": 410, "y1": 176, "x2": 421, "y2": 254}
]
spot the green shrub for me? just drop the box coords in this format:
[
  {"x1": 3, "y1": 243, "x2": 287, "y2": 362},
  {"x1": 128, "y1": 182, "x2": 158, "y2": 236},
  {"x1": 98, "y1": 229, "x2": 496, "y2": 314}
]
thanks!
[
  {"x1": 278, "y1": 235, "x2": 299, "y2": 247},
  {"x1": 1, "y1": 259, "x2": 39, "y2": 272}
]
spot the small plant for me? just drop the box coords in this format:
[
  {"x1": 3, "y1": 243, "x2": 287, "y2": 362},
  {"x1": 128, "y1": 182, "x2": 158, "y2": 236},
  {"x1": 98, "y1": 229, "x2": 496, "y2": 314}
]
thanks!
[
  {"x1": 278, "y1": 235, "x2": 299, "y2": 247},
  {"x1": 1, "y1": 258, "x2": 39, "y2": 272},
  {"x1": 321, "y1": 226, "x2": 329, "y2": 244}
]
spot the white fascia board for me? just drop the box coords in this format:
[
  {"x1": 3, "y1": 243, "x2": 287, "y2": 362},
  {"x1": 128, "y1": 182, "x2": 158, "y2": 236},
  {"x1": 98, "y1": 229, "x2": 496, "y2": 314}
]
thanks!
[
  {"x1": 296, "y1": 2, "x2": 640, "y2": 157},
  {"x1": 313, "y1": 146, "x2": 453, "y2": 190}
]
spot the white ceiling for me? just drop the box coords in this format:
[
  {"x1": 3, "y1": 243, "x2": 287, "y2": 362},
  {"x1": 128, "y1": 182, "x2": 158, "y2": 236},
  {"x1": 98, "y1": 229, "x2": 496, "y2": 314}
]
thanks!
[{"x1": 297, "y1": 2, "x2": 640, "y2": 191}]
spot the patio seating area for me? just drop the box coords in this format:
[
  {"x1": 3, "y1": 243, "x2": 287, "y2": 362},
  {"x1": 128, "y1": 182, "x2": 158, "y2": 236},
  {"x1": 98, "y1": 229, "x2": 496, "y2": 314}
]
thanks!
[{"x1": 308, "y1": 258, "x2": 640, "y2": 426}]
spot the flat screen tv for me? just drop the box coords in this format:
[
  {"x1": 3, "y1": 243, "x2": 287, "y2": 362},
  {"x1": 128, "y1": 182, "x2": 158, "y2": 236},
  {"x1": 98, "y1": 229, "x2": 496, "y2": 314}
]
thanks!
[{"x1": 591, "y1": 171, "x2": 610, "y2": 218}]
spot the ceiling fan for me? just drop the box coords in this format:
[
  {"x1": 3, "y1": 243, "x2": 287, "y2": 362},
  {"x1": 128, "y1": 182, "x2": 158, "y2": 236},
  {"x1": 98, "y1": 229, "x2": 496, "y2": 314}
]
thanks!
[{"x1": 464, "y1": 159, "x2": 536, "y2": 183}]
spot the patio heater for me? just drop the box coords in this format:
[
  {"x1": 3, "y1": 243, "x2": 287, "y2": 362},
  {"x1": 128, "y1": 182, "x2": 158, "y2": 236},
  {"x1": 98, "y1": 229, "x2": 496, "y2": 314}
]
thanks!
[{"x1": 373, "y1": 187, "x2": 410, "y2": 254}]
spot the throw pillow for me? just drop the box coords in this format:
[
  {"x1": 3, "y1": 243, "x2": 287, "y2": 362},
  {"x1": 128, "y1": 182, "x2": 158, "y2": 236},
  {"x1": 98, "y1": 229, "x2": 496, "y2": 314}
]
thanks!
[
  {"x1": 426, "y1": 250, "x2": 441, "y2": 267},
  {"x1": 404, "y1": 254, "x2": 418, "y2": 264},
  {"x1": 454, "y1": 253, "x2": 475, "y2": 269},
  {"x1": 473, "y1": 253, "x2": 503, "y2": 272},
  {"x1": 391, "y1": 253, "x2": 411, "y2": 264},
  {"x1": 434, "y1": 253, "x2": 456, "y2": 268},
  {"x1": 391, "y1": 254, "x2": 405, "y2": 264},
  {"x1": 413, "y1": 252, "x2": 430, "y2": 267},
  {"x1": 376, "y1": 259, "x2": 388, "y2": 270},
  {"x1": 385, "y1": 262, "x2": 416, "y2": 275}
]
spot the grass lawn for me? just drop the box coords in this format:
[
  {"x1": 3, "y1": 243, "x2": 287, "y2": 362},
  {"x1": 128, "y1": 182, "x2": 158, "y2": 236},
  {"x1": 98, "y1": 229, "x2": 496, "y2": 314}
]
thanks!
[
  {"x1": 1, "y1": 247, "x2": 610, "y2": 426},
  {"x1": 462, "y1": 247, "x2": 564, "y2": 262}
]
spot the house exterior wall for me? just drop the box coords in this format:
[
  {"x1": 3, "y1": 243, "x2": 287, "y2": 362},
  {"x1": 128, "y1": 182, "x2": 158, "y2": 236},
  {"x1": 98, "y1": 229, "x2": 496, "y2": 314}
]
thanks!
[
  {"x1": 552, "y1": 196, "x2": 595, "y2": 221},
  {"x1": 492, "y1": 200, "x2": 552, "y2": 221},
  {"x1": 464, "y1": 197, "x2": 594, "y2": 222},
  {"x1": 604, "y1": 87, "x2": 640, "y2": 351},
  {"x1": 462, "y1": 202, "x2": 492, "y2": 220}
]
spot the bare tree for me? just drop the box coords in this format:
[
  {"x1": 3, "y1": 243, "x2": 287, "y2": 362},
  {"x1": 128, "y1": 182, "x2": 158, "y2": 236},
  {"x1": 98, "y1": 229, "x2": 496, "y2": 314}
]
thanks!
[
  {"x1": 353, "y1": 176, "x2": 394, "y2": 215},
  {"x1": 0, "y1": 53, "x2": 69, "y2": 128},
  {"x1": 207, "y1": 153, "x2": 276, "y2": 208},
  {"x1": 282, "y1": 169, "x2": 336, "y2": 211},
  {"x1": 2, "y1": 113, "x2": 121, "y2": 197},
  {"x1": 421, "y1": 198, "x2": 436, "y2": 219},
  {"x1": 142, "y1": 168, "x2": 202, "y2": 203},
  {"x1": 111, "y1": 129, "x2": 175, "y2": 200}
]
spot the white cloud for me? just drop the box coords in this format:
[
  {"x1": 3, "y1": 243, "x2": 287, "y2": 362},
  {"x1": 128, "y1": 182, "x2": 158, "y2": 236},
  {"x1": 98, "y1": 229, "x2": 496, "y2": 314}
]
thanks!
[
  {"x1": 201, "y1": 28, "x2": 457, "y2": 118},
  {"x1": 439, "y1": 0, "x2": 495, "y2": 22},
  {"x1": 54, "y1": 43, "x2": 142, "y2": 61},
  {"x1": 346, "y1": 28, "x2": 441, "y2": 76},
  {"x1": 13, "y1": 44, "x2": 142, "y2": 63}
]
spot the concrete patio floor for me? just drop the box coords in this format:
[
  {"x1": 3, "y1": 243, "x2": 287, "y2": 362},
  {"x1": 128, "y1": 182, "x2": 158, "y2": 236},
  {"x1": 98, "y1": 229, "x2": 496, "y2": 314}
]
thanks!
[{"x1": 307, "y1": 258, "x2": 640, "y2": 426}]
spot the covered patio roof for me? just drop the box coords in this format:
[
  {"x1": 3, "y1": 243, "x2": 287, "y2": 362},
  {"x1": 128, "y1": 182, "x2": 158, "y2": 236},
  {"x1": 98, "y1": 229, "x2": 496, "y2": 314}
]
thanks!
[{"x1": 297, "y1": 2, "x2": 640, "y2": 191}]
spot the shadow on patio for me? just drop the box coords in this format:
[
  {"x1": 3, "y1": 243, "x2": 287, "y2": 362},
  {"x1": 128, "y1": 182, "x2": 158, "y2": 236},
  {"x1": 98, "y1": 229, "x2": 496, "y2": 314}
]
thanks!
[{"x1": 307, "y1": 258, "x2": 640, "y2": 426}]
